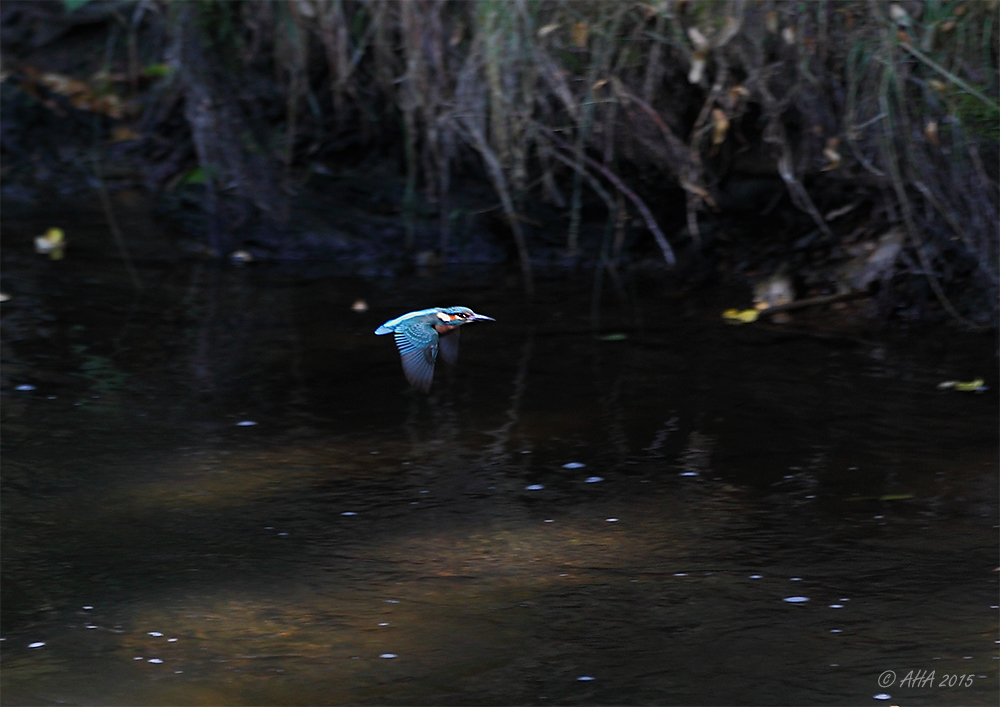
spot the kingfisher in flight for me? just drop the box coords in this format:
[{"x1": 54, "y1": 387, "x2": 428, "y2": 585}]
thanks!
[{"x1": 375, "y1": 306, "x2": 495, "y2": 391}]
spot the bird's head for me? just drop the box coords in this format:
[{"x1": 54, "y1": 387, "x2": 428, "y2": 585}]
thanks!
[{"x1": 434, "y1": 306, "x2": 495, "y2": 326}]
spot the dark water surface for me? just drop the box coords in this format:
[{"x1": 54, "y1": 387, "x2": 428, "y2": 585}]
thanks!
[{"x1": 2, "y1": 211, "x2": 998, "y2": 705}]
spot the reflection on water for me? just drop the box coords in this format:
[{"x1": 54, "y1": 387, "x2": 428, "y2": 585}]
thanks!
[{"x1": 1, "y1": 236, "x2": 997, "y2": 704}]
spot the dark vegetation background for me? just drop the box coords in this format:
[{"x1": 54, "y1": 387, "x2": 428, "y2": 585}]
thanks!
[{"x1": 1, "y1": 0, "x2": 997, "y2": 326}]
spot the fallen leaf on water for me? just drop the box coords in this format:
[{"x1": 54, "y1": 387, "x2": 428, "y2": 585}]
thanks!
[
  {"x1": 845, "y1": 493, "x2": 916, "y2": 502},
  {"x1": 35, "y1": 227, "x2": 66, "y2": 259},
  {"x1": 937, "y1": 379, "x2": 987, "y2": 392},
  {"x1": 722, "y1": 308, "x2": 759, "y2": 324}
]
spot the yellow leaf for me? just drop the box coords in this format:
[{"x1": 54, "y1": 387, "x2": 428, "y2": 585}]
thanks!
[
  {"x1": 711, "y1": 109, "x2": 729, "y2": 146},
  {"x1": 110, "y1": 125, "x2": 140, "y2": 142},
  {"x1": 822, "y1": 137, "x2": 841, "y2": 171},
  {"x1": 938, "y1": 378, "x2": 987, "y2": 392},
  {"x1": 722, "y1": 309, "x2": 759, "y2": 324},
  {"x1": 35, "y1": 227, "x2": 65, "y2": 255},
  {"x1": 924, "y1": 120, "x2": 939, "y2": 146},
  {"x1": 572, "y1": 22, "x2": 588, "y2": 48}
]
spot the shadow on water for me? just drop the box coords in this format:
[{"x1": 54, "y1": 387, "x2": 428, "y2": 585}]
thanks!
[{"x1": 1, "y1": 214, "x2": 998, "y2": 704}]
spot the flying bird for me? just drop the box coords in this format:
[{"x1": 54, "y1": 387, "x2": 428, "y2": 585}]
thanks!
[{"x1": 375, "y1": 306, "x2": 494, "y2": 391}]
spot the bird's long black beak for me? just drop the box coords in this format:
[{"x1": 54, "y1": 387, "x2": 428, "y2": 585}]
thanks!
[{"x1": 470, "y1": 313, "x2": 495, "y2": 322}]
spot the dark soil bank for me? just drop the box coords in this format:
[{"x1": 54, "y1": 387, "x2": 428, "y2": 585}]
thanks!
[{"x1": 2, "y1": 0, "x2": 997, "y2": 326}]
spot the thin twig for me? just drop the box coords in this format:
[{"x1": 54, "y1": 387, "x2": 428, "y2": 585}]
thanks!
[
  {"x1": 537, "y1": 123, "x2": 675, "y2": 266},
  {"x1": 900, "y1": 42, "x2": 999, "y2": 111}
]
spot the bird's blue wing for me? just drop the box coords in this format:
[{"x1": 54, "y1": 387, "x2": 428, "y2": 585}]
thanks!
[
  {"x1": 438, "y1": 327, "x2": 460, "y2": 366},
  {"x1": 394, "y1": 330, "x2": 438, "y2": 392}
]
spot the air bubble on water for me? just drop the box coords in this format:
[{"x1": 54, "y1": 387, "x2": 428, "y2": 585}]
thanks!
[
  {"x1": 525, "y1": 484, "x2": 544, "y2": 490},
  {"x1": 874, "y1": 514, "x2": 884, "y2": 519},
  {"x1": 83, "y1": 606, "x2": 93, "y2": 610},
  {"x1": 384, "y1": 599, "x2": 399, "y2": 604},
  {"x1": 829, "y1": 604, "x2": 844, "y2": 609},
  {"x1": 380, "y1": 653, "x2": 397, "y2": 659},
  {"x1": 341, "y1": 512, "x2": 357, "y2": 516},
  {"x1": 830, "y1": 629, "x2": 842, "y2": 633},
  {"x1": 563, "y1": 462, "x2": 586, "y2": 469},
  {"x1": 605, "y1": 518, "x2": 619, "y2": 523},
  {"x1": 544, "y1": 519, "x2": 554, "y2": 523},
  {"x1": 148, "y1": 658, "x2": 163, "y2": 664},
  {"x1": 790, "y1": 577, "x2": 802, "y2": 582},
  {"x1": 783, "y1": 596, "x2": 809, "y2": 603},
  {"x1": 148, "y1": 632, "x2": 163, "y2": 637},
  {"x1": 85, "y1": 624, "x2": 97, "y2": 629},
  {"x1": 134, "y1": 656, "x2": 143, "y2": 660},
  {"x1": 28, "y1": 642, "x2": 45, "y2": 649},
  {"x1": 16, "y1": 384, "x2": 36, "y2": 391},
  {"x1": 873, "y1": 694, "x2": 891, "y2": 701},
  {"x1": 674, "y1": 573, "x2": 688, "y2": 577},
  {"x1": 168, "y1": 638, "x2": 178, "y2": 642},
  {"x1": 378, "y1": 622, "x2": 389, "y2": 627},
  {"x1": 749, "y1": 574, "x2": 763, "y2": 579},
  {"x1": 236, "y1": 420, "x2": 257, "y2": 426},
  {"x1": 679, "y1": 471, "x2": 698, "y2": 477},
  {"x1": 577, "y1": 676, "x2": 595, "y2": 681},
  {"x1": 584, "y1": 476, "x2": 603, "y2": 483},
  {"x1": 278, "y1": 532, "x2": 288, "y2": 536}
]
